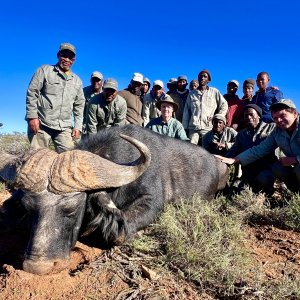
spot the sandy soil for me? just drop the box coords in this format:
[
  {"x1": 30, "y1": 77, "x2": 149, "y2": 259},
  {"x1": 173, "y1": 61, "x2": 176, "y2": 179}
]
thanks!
[{"x1": 0, "y1": 191, "x2": 300, "y2": 300}]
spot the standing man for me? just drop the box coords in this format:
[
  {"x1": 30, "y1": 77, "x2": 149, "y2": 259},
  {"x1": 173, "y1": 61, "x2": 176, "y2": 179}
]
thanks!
[
  {"x1": 224, "y1": 80, "x2": 244, "y2": 131},
  {"x1": 189, "y1": 79, "x2": 199, "y2": 91},
  {"x1": 169, "y1": 75, "x2": 189, "y2": 122},
  {"x1": 82, "y1": 71, "x2": 103, "y2": 134},
  {"x1": 146, "y1": 97, "x2": 188, "y2": 141},
  {"x1": 166, "y1": 78, "x2": 177, "y2": 95},
  {"x1": 242, "y1": 78, "x2": 255, "y2": 105},
  {"x1": 141, "y1": 77, "x2": 151, "y2": 101},
  {"x1": 87, "y1": 78, "x2": 127, "y2": 135},
  {"x1": 251, "y1": 72, "x2": 283, "y2": 123},
  {"x1": 118, "y1": 73, "x2": 144, "y2": 126},
  {"x1": 26, "y1": 42, "x2": 85, "y2": 153},
  {"x1": 182, "y1": 69, "x2": 228, "y2": 145},
  {"x1": 142, "y1": 80, "x2": 173, "y2": 126}
]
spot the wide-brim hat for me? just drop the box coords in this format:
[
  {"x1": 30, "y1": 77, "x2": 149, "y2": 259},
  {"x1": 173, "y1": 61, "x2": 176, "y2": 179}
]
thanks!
[{"x1": 156, "y1": 97, "x2": 178, "y2": 112}]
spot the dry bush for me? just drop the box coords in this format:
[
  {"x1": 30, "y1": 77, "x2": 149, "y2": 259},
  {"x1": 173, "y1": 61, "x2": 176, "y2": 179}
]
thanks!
[{"x1": 0, "y1": 132, "x2": 30, "y2": 155}]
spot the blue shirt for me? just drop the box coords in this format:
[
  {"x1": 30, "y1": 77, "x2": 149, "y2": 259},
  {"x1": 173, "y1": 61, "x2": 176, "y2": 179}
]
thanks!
[{"x1": 250, "y1": 87, "x2": 283, "y2": 123}]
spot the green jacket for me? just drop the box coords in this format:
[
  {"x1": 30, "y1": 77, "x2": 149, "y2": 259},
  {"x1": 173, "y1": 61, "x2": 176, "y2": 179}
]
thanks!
[
  {"x1": 146, "y1": 116, "x2": 189, "y2": 141},
  {"x1": 26, "y1": 64, "x2": 85, "y2": 131},
  {"x1": 87, "y1": 94, "x2": 127, "y2": 134}
]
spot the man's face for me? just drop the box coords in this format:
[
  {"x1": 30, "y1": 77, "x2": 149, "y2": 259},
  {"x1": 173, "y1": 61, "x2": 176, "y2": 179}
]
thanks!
[
  {"x1": 152, "y1": 85, "x2": 164, "y2": 98},
  {"x1": 103, "y1": 88, "x2": 117, "y2": 102},
  {"x1": 141, "y1": 82, "x2": 150, "y2": 94},
  {"x1": 227, "y1": 83, "x2": 238, "y2": 95},
  {"x1": 190, "y1": 81, "x2": 199, "y2": 90},
  {"x1": 212, "y1": 119, "x2": 225, "y2": 133},
  {"x1": 256, "y1": 74, "x2": 269, "y2": 90},
  {"x1": 244, "y1": 108, "x2": 260, "y2": 128},
  {"x1": 131, "y1": 80, "x2": 142, "y2": 94},
  {"x1": 272, "y1": 109, "x2": 298, "y2": 131},
  {"x1": 91, "y1": 77, "x2": 103, "y2": 92},
  {"x1": 58, "y1": 50, "x2": 75, "y2": 72},
  {"x1": 161, "y1": 103, "x2": 174, "y2": 121},
  {"x1": 177, "y1": 79, "x2": 187, "y2": 91},
  {"x1": 243, "y1": 85, "x2": 254, "y2": 98},
  {"x1": 198, "y1": 72, "x2": 210, "y2": 87}
]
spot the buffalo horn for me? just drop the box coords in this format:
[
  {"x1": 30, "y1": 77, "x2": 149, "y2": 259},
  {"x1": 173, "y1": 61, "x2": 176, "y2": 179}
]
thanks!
[
  {"x1": 14, "y1": 148, "x2": 58, "y2": 192},
  {"x1": 49, "y1": 134, "x2": 151, "y2": 194}
]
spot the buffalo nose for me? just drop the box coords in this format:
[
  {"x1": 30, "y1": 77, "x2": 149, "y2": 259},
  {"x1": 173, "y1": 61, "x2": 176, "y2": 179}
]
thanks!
[{"x1": 23, "y1": 258, "x2": 70, "y2": 275}]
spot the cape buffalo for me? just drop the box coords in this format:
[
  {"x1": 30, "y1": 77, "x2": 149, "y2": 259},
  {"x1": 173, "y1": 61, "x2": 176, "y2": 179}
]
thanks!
[{"x1": 0, "y1": 125, "x2": 228, "y2": 274}]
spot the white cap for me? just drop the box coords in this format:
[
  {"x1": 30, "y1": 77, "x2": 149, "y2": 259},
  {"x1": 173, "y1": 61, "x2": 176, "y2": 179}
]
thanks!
[
  {"x1": 153, "y1": 80, "x2": 164, "y2": 88},
  {"x1": 131, "y1": 72, "x2": 144, "y2": 84},
  {"x1": 228, "y1": 80, "x2": 239, "y2": 87}
]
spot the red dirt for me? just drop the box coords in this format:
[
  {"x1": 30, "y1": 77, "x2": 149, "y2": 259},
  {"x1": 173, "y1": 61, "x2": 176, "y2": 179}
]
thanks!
[{"x1": 0, "y1": 191, "x2": 300, "y2": 300}]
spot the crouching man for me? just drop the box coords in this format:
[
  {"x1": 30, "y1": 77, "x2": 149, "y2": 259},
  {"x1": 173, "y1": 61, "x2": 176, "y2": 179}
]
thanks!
[{"x1": 216, "y1": 99, "x2": 300, "y2": 194}]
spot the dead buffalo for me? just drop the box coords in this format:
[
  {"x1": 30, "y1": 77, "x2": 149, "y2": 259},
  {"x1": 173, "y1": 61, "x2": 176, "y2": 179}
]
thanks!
[{"x1": 0, "y1": 125, "x2": 227, "y2": 274}]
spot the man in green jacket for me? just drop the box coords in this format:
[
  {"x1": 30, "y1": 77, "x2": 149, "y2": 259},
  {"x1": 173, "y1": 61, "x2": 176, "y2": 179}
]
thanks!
[
  {"x1": 146, "y1": 97, "x2": 188, "y2": 141},
  {"x1": 87, "y1": 78, "x2": 127, "y2": 135},
  {"x1": 26, "y1": 42, "x2": 85, "y2": 153}
]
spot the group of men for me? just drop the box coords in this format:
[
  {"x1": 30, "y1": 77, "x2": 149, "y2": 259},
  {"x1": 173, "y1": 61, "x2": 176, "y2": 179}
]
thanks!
[{"x1": 25, "y1": 42, "x2": 300, "y2": 195}]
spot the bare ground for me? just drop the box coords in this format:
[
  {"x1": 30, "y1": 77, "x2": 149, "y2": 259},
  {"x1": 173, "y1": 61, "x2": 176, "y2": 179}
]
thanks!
[{"x1": 0, "y1": 191, "x2": 300, "y2": 300}]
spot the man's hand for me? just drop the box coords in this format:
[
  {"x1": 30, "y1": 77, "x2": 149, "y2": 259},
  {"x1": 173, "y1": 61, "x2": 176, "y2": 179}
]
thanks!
[
  {"x1": 72, "y1": 128, "x2": 81, "y2": 139},
  {"x1": 279, "y1": 157, "x2": 297, "y2": 167},
  {"x1": 28, "y1": 118, "x2": 40, "y2": 134},
  {"x1": 214, "y1": 155, "x2": 237, "y2": 165}
]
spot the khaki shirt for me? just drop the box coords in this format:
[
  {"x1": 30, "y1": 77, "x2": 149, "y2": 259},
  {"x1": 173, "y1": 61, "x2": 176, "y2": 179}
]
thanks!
[
  {"x1": 26, "y1": 64, "x2": 85, "y2": 131},
  {"x1": 182, "y1": 87, "x2": 228, "y2": 131}
]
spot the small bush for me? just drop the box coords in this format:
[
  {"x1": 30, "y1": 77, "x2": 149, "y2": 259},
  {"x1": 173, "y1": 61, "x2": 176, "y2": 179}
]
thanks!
[
  {"x1": 148, "y1": 195, "x2": 251, "y2": 295},
  {"x1": 0, "y1": 132, "x2": 30, "y2": 155}
]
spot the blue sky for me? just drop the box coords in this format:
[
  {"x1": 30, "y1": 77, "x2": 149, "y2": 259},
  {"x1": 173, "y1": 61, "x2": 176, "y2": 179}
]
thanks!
[{"x1": 0, "y1": 0, "x2": 299, "y2": 133}]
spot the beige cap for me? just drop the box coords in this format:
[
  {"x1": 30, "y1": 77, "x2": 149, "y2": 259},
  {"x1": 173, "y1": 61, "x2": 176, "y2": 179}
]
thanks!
[
  {"x1": 91, "y1": 71, "x2": 103, "y2": 80},
  {"x1": 103, "y1": 78, "x2": 118, "y2": 90},
  {"x1": 153, "y1": 80, "x2": 164, "y2": 88},
  {"x1": 58, "y1": 42, "x2": 76, "y2": 55},
  {"x1": 270, "y1": 99, "x2": 296, "y2": 111}
]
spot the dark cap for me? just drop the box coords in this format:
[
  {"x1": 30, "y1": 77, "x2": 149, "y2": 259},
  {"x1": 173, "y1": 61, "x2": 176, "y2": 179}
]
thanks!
[
  {"x1": 198, "y1": 69, "x2": 212, "y2": 81},
  {"x1": 243, "y1": 78, "x2": 255, "y2": 89},
  {"x1": 244, "y1": 104, "x2": 262, "y2": 117},
  {"x1": 177, "y1": 75, "x2": 188, "y2": 82},
  {"x1": 156, "y1": 96, "x2": 179, "y2": 112}
]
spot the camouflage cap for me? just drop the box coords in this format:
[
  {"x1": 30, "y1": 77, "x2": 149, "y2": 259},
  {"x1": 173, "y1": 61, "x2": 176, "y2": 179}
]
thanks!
[{"x1": 103, "y1": 78, "x2": 118, "y2": 91}]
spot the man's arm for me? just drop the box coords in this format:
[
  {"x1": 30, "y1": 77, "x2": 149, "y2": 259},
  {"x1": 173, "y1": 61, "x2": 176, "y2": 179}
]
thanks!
[
  {"x1": 114, "y1": 96, "x2": 127, "y2": 126},
  {"x1": 26, "y1": 66, "x2": 45, "y2": 133}
]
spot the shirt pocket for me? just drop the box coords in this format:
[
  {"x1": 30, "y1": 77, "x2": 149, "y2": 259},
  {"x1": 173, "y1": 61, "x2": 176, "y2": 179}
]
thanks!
[{"x1": 44, "y1": 78, "x2": 63, "y2": 96}]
